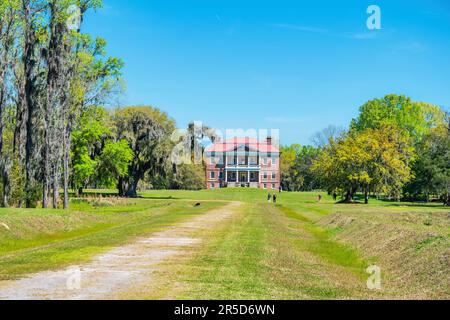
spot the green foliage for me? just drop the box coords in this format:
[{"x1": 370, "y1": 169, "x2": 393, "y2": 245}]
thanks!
[
  {"x1": 172, "y1": 164, "x2": 205, "y2": 190},
  {"x1": 351, "y1": 94, "x2": 446, "y2": 143},
  {"x1": 405, "y1": 124, "x2": 450, "y2": 204},
  {"x1": 281, "y1": 145, "x2": 321, "y2": 192},
  {"x1": 71, "y1": 105, "x2": 112, "y2": 191},
  {"x1": 115, "y1": 106, "x2": 175, "y2": 197},
  {"x1": 96, "y1": 140, "x2": 133, "y2": 188},
  {"x1": 313, "y1": 125, "x2": 414, "y2": 202},
  {"x1": 348, "y1": 94, "x2": 448, "y2": 203}
]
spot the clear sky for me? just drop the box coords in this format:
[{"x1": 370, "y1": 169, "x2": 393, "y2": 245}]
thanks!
[{"x1": 83, "y1": 0, "x2": 450, "y2": 145}]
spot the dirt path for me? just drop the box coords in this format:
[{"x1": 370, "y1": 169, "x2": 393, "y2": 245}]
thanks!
[{"x1": 0, "y1": 202, "x2": 241, "y2": 300}]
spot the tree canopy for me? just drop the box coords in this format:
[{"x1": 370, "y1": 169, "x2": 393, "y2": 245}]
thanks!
[{"x1": 115, "y1": 106, "x2": 175, "y2": 198}]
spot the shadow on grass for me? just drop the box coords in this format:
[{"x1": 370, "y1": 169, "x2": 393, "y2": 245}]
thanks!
[
  {"x1": 69, "y1": 191, "x2": 180, "y2": 201},
  {"x1": 142, "y1": 196, "x2": 181, "y2": 200},
  {"x1": 340, "y1": 194, "x2": 447, "y2": 208}
]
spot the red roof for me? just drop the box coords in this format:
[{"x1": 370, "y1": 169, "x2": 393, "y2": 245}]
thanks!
[{"x1": 205, "y1": 137, "x2": 280, "y2": 153}]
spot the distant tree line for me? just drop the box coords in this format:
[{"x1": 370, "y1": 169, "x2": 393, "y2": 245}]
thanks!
[
  {"x1": 70, "y1": 105, "x2": 207, "y2": 198},
  {"x1": 281, "y1": 94, "x2": 449, "y2": 205}
]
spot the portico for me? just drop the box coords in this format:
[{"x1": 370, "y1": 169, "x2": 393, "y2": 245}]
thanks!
[{"x1": 225, "y1": 170, "x2": 260, "y2": 184}]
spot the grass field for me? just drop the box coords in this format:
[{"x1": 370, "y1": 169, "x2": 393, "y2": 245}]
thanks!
[
  {"x1": 0, "y1": 189, "x2": 448, "y2": 300},
  {"x1": 0, "y1": 198, "x2": 224, "y2": 280}
]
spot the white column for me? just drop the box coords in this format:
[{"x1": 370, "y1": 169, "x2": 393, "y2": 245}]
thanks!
[{"x1": 248, "y1": 171, "x2": 250, "y2": 183}]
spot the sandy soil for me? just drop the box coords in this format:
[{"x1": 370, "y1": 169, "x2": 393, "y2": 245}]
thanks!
[{"x1": 0, "y1": 202, "x2": 240, "y2": 300}]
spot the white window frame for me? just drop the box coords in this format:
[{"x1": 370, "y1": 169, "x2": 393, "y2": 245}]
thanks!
[
  {"x1": 210, "y1": 172, "x2": 216, "y2": 179},
  {"x1": 227, "y1": 156, "x2": 236, "y2": 165}
]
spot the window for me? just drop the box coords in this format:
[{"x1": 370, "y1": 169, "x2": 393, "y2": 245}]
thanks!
[
  {"x1": 210, "y1": 172, "x2": 216, "y2": 179},
  {"x1": 272, "y1": 158, "x2": 278, "y2": 165},
  {"x1": 272, "y1": 184, "x2": 276, "y2": 190},
  {"x1": 272, "y1": 172, "x2": 277, "y2": 180},
  {"x1": 238, "y1": 156, "x2": 246, "y2": 165},
  {"x1": 211, "y1": 183, "x2": 215, "y2": 189},
  {"x1": 263, "y1": 184, "x2": 267, "y2": 189},
  {"x1": 261, "y1": 157, "x2": 267, "y2": 165},
  {"x1": 263, "y1": 172, "x2": 268, "y2": 180},
  {"x1": 249, "y1": 156, "x2": 258, "y2": 165},
  {"x1": 227, "y1": 156, "x2": 236, "y2": 165}
]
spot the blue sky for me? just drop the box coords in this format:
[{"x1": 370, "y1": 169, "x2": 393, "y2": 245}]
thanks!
[{"x1": 83, "y1": 0, "x2": 450, "y2": 145}]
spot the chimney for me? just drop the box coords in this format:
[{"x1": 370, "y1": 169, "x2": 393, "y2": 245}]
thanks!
[{"x1": 267, "y1": 137, "x2": 273, "y2": 145}]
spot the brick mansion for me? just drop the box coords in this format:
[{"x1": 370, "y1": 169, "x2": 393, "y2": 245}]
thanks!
[{"x1": 204, "y1": 137, "x2": 281, "y2": 190}]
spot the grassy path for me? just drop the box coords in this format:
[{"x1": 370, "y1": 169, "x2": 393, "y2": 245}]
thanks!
[
  {"x1": 133, "y1": 202, "x2": 382, "y2": 300},
  {"x1": 0, "y1": 199, "x2": 224, "y2": 281},
  {"x1": 0, "y1": 201, "x2": 238, "y2": 300}
]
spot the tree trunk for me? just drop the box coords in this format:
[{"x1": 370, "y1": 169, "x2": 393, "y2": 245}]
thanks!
[
  {"x1": 63, "y1": 159, "x2": 69, "y2": 209},
  {"x1": 42, "y1": 138, "x2": 49, "y2": 208},
  {"x1": 45, "y1": 4, "x2": 72, "y2": 210},
  {"x1": 118, "y1": 177, "x2": 124, "y2": 197},
  {"x1": 344, "y1": 189, "x2": 354, "y2": 203},
  {"x1": 63, "y1": 121, "x2": 71, "y2": 209},
  {"x1": 445, "y1": 193, "x2": 450, "y2": 207},
  {"x1": 52, "y1": 177, "x2": 59, "y2": 209},
  {"x1": 0, "y1": 88, "x2": 4, "y2": 208},
  {"x1": 120, "y1": 176, "x2": 140, "y2": 198},
  {"x1": 42, "y1": 182, "x2": 49, "y2": 209},
  {"x1": 364, "y1": 187, "x2": 369, "y2": 204},
  {"x1": 125, "y1": 181, "x2": 139, "y2": 198},
  {"x1": 23, "y1": 2, "x2": 39, "y2": 209},
  {"x1": 1, "y1": 173, "x2": 8, "y2": 208}
]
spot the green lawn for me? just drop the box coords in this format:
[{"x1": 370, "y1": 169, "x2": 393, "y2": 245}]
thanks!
[
  {"x1": 0, "y1": 189, "x2": 448, "y2": 299},
  {"x1": 0, "y1": 198, "x2": 224, "y2": 280},
  {"x1": 138, "y1": 189, "x2": 449, "y2": 300}
]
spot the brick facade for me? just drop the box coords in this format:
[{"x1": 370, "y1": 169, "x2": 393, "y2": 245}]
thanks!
[{"x1": 205, "y1": 137, "x2": 280, "y2": 190}]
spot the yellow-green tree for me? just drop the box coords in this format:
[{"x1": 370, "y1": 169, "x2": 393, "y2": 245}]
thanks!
[
  {"x1": 351, "y1": 94, "x2": 446, "y2": 143},
  {"x1": 313, "y1": 125, "x2": 414, "y2": 203}
]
